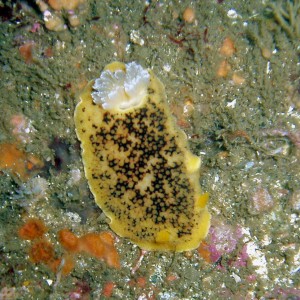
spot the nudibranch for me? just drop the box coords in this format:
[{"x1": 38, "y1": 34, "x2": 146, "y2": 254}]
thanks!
[{"x1": 74, "y1": 62, "x2": 211, "y2": 252}]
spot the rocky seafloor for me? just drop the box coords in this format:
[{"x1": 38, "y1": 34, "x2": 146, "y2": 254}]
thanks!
[{"x1": 0, "y1": 0, "x2": 299, "y2": 299}]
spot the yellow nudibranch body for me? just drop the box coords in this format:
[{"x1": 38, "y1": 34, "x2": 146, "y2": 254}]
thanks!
[{"x1": 74, "y1": 62, "x2": 210, "y2": 251}]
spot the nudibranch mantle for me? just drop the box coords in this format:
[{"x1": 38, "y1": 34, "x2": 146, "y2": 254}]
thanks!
[{"x1": 74, "y1": 62, "x2": 211, "y2": 252}]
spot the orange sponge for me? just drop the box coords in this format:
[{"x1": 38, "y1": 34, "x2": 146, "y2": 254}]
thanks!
[
  {"x1": 58, "y1": 229, "x2": 79, "y2": 252},
  {"x1": 29, "y1": 239, "x2": 54, "y2": 263},
  {"x1": 78, "y1": 232, "x2": 120, "y2": 269},
  {"x1": 58, "y1": 229, "x2": 120, "y2": 269},
  {"x1": 18, "y1": 218, "x2": 47, "y2": 240}
]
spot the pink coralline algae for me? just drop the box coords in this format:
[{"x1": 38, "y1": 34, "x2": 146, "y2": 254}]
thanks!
[
  {"x1": 200, "y1": 220, "x2": 244, "y2": 263},
  {"x1": 265, "y1": 286, "x2": 300, "y2": 299},
  {"x1": 262, "y1": 128, "x2": 300, "y2": 150},
  {"x1": 69, "y1": 281, "x2": 91, "y2": 300},
  {"x1": 10, "y1": 114, "x2": 36, "y2": 143},
  {"x1": 290, "y1": 190, "x2": 300, "y2": 211},
  {"x1": 30, "y1": 22, "x2": 41, "y2": 33},
  {"x1": 248, "y1": 187, "x2": 274, "y2": 215},
  {"x1": 229, "y1": 244, "x2": 249, "y2": 268}
]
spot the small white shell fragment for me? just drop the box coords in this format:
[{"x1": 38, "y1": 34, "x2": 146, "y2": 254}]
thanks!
[
  {"x1": 227, "y1": 9, "x2": 238, "y2": 19},
  {"x1": 246, "y1": 241, "x2": 268, "y2": 279},
  {"x1": 226, "y1": 99, "x2": 236, "y2": 108},
  {"x1": 231, "y1": 272, "x2": 241, "y2": 283},
  {"x1": 65, "y1": 212, "x2": 81, "y2": 223},
  {"x1": 163, "y1": 64, "x2": 171, "y2": 72},
  {"x1": 130, "y1": 30, "x2": 145, "y2": 46},
  {"x1": 46, "y1": 279, "x2": 53, "y2": 286},
  {"x1": 67, "y1": 168, "x2": 81, "y2": 185}
]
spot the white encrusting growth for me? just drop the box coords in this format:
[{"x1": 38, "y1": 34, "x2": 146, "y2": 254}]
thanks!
[{"x1": 92, "y1": 62, "x2": 150, "y2": 111}]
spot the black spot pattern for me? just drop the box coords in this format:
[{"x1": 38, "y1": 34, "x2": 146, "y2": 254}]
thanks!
[{"x1": 87, "y1": 97, "x2": 195, "y2": 240}]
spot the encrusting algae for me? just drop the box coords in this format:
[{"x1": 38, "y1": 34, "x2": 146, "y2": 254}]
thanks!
[{"x1": 74, "y1": 62, "x2": 211, "y2": 251}]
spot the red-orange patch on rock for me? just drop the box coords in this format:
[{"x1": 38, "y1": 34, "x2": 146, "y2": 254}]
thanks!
[
  {"x1": 29, "y1": 239, "x2": 55, "y2": 263},
  {"x1": 197, "y1": 241, "x2": 212, "y2": 263},
  {"x1": 220, "y1": 37, "x2": 236, "y2": 57},
  {"x1": 102, "y1": 281, "x2": 115, "y2": 298},
  {"x1": 58, "y1": 229, "x2": 79, "y2": 252},
  {"x1": 78, "y1": 232, "x2": 120, "y2": 269},
  {"x1": 0, "y1": 143, "x2": 43, "y2": 180},
  {"x1": 19, "y1": 42, "x2": 35, "y2": 64},
  {"x1": 18, "y1": 218, "x2": 46, "y2": 240}
]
